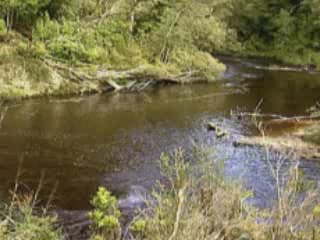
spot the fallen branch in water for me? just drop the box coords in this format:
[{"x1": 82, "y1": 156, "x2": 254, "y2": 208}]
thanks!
[
  {"x1": 236, "y1": 112, "x2": 320, "y2": 122},
  {"x1": 41, "y1": 57, "x2": 212, "y2": 93},
  {"x1": 234, "y1": 135, "x2": 320, "y2": 160}
]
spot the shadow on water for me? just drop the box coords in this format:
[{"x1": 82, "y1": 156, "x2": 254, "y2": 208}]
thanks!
[{"x1": 0, "y1": 57, "x2": 320, "y2": 236}]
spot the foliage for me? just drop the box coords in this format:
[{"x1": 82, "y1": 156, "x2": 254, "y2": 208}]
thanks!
[
  {"x1": 124, "y1": 147, "x2": 320, "y2": 240},
  {"x1": 87, "y1": 187, "x2": 121, "y2": 240},
  {"x1": 0, "y1": 20, "x2": 6, "y2": 33},
  {"x1": 0, "y1": 0, "x2": 51, "y2": 31},
  {"x1": 0, "y1": 194, "x2": 60, "y2": 240},
  {"x1": 0, "y1": 0, "x2": 319, "y2": 100},
  {"x1": 130, "y1": 219, "x2": 147, "y2": 238},
  {"x1": 0, "y1": 37, "x2": 83, "y2": 100},
  {"x1": 171, "y1": 49, "x2": 226, "y2": 81},
  {"x1": 228, "y1": 0, "x2": 320, "y2": 68},
  {"x1": 5, "y1": 0, "x2": 229, "y2": 75}
]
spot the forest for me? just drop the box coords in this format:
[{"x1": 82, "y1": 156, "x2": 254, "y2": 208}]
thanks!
[{"x1": 0, "y1": 0, "x2": 319, "y2": 99}]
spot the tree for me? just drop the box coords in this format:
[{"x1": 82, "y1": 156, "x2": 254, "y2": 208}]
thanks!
[{"x1": 0, "y1": 0, "x2": 50, "y2": 32}]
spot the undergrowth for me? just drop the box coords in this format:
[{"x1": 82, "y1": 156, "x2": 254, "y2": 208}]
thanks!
[
  {"x1": 0, "y1": 160, "x2": 61, "y2": 240},
  {"x1": 88, "y1": 146, "x2": 320, "y2": 240}
]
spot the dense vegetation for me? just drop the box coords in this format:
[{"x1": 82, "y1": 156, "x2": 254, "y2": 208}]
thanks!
[
  {"x1": 0, "y1": 0, "x2": 318, "y2": 99},
  {"x1": 229, "y1": 0, "x2": 320, "y2": 67},
  {"x1": 0, "y1": 0, "x2": 234, "y2": 99}
]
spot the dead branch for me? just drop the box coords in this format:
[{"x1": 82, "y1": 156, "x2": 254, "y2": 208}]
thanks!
[
  {"x1": 237, "y1": 112, "x2": 320, "y2": 122},
  {"x1": 41, "y1": 57, "x2": 211, "y2": 93},
  {"x1": 107, "y1": 80, "x2": 124, "y2": 91}
]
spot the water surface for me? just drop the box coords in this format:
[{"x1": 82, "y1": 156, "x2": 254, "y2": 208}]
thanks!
[{"x1": 0, "y1": 58, "x2": 320, "y2": 235}]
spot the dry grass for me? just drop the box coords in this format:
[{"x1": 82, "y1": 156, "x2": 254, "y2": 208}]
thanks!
[
  {"x1": 124, "y1": 143, "x2": 320, "y2": 240},
  {"x1": 0, "y1": 160, "x2": 61, "y2": 240},
  {"x1": 235, "y1": 136, "x2": 320, "y2": 160}
]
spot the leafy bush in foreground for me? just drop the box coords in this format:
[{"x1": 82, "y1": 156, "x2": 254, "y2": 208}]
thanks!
[{"x1": 88, "y1": 187, "x2": 121, "y2": 240}]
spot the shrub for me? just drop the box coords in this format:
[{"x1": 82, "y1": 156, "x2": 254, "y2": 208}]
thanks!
[
  {"x1": 33, "y1": 14, "x2": 60, "y2": 42},
  {"x1": 123, "y1": 148, "x2": 259, "y2": 240},
  {"x1": 88, "y1": 187, "x2": 121, "y2": 240},
  {"x1": 122, "y1": 146, "x2": 320, "y2": 240},
  {"x1": 0, "y1": 194, "x2": 60, "y2": 240},
  {"x1": 171, "y1": 49, "x2": 226, "y2": 81}
]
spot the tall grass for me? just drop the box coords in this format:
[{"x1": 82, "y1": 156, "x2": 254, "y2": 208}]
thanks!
[
  {"x1": 85, "y1": 142, "x2": 320, "y2": 240},
  {"x1": 123, "y1": 147, "x2": 320, "y2": 240},
  {"x1": 0, "y1": 156, "x2": 61, "y2": 240}
]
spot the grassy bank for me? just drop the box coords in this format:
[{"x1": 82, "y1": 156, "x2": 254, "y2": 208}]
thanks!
[
  {"x1": 0, "y1": 0, "x2": 234, "y2": 101},
  {"x1": 1, "y1": 0, "x2": 319, "y2": 101},
  {"x1": 0, "y1": 195, "x2": 60, "y2": 240},
  {"x1": 0, "y1": 32, "x2": 226, "y2": 101},
  {"x1": 98, "y1": 148, "x2": 320, "y2": 240},
  {"x1": 0, "y1": 33, "x2": 77, "y2": 100}
]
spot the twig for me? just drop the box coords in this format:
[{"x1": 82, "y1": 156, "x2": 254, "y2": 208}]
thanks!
[
  {"x1": 32, "y1": 170, "x2": 46, "y2": 209},
  {"x1": 255, "y1": 99, "x2": 264, "y2": 113},
  {"x1": 44, "y1": 181, "x2": 59, "y2": 215},
  {"x1": 9, "y1": 157, "x2": 24, "y2": 217}
]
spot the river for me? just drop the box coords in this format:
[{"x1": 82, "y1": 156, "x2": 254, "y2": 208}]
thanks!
[{"x1": 0, "y1": 58, "x2": 320, "y2": 237}]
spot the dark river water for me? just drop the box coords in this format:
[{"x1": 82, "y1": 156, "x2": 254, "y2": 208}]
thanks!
[{"x1": 0, "y1": 58, "x2": 320, "y2": 236}]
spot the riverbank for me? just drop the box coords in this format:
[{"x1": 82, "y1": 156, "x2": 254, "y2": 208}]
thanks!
[
  {"x1": 234, "y1": 114, "x2": 320, "y2": 160},
  {"x1": 216, "y1": 53, "x2": 320, "y2": 74},
  {"x1": 232, "y1": 49, "x2": 320, "y2": 72},
  {"x1": 0, "y1": 32, "x2": 226, "y2": 101}
]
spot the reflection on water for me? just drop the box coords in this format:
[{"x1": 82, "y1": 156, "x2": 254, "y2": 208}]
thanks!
[{"x1": 0, "y1": 58, "x2": 320, "y2": 234}]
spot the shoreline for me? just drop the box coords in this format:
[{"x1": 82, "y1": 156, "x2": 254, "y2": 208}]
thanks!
[{"x1": 2, "y1": 54, "x2": 319, "y2": 104}]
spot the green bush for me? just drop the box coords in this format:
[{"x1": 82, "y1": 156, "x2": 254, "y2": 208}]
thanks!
[
  {"x1": 0, "y1": 19, "x2": 6, "y2": 33},
  {"x1": 33, "y1": 14, "x2": 60, "y2": 42},
  {"x1": 32, "y1": 16, "x2": 146, "y2": 66},
  {"x1": 17, "y1": 41, "x2": 48, "y2": 58},
  {"x1": 88, "y1": 187, "x2": 121, "y2": 240},
  {"x1": 171, "y1": 49, "x2": 226, "y2": 81}
]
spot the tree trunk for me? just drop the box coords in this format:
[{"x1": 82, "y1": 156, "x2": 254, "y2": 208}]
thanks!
[
  {"x1": 129, "y1": 0, "x2": 137, "y2": 35},
  {"x1": 5, "y1": 8, "x2": 15, "y2": 32},
  {"x1": 6, "y1": 9, "x2": 10, "y2": 32}
]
